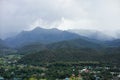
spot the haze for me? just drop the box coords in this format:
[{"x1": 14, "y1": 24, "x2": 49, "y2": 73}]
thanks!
[{"x1": 0, "y1": 0, "x2": 120, "y2": 39}]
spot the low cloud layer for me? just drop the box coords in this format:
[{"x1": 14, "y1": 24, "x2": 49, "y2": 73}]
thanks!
[{"x1": 0, "y1": 0, "x2": 120, "y2": 39}]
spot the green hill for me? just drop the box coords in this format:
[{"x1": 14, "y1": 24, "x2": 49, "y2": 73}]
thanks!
[
  {"x1": 18, "y1": 47, "x2": 120, "y2": 65},
  {"x1": 18, "y1": 48, "x2": 102, "y2": 64}
]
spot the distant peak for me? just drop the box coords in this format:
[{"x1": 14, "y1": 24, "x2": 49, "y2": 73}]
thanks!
[
  {"x1": 34, "y1": 26, "x2": 44, "y2": 30},
  {"x1": 51, "y1": 28, "x2": 60, "y2": 31},
  {"x1": 33, "y1": 27, "x2": 61, "y2": 31}
]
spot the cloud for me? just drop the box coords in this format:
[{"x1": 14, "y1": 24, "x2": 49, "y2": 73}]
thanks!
[{"x1": 0, "y1": 0, "x2": 120, "y2": 39}]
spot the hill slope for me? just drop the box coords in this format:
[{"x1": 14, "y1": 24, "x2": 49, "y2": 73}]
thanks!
[
  {"x1": 18, "y1": 47, "x2": 120, "y2": 65},
  {"x1": 47, "y1": 38, "x2": 104, "y2": 49},
  {"x1": 0, "y1": 39, "x2": 16, "y2": 56},
  {"x1": 0, "y1": 39, "x2": 8, "y2": 49},
  {"x1": 17, "y1": 37, "x2": 105, "y2": 54},
  {"x1": 18, "y1": 48, "x2": 102, "y2": 64}
]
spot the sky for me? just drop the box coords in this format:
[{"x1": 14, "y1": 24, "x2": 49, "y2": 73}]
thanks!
[{"x1": 0, "y1": 0, "x2": 120, "y2": 39}]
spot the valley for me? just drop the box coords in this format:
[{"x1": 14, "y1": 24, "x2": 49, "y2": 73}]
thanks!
[{"x1": 0, "y1": 27, "x2": 120, "y2": 80}]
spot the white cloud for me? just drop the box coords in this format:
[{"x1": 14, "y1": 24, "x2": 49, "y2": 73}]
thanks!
[{"x1": 0, "y1": 0, "x2": 120, "y2": 39}]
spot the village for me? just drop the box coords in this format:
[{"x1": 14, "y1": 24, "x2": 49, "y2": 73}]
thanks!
[{"x1": 0, "y1": 55, "x2": 120, "y2": 80}]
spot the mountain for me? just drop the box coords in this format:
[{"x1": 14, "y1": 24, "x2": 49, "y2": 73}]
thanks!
[
  {"x1": 17, "y1": 36, "x2": 120, "y2": 65},
  {"x1": 68, "y1": 29, "x2": 114, "y2": 41},
  {"x1": 17, "y1": 37, "x2": 120, "y2": 65},
  {"x1": 5, "y1": 27, "x2": 80, "y2": 47},
  {"x1": 17, "y1": 37, "x2": 105, "y2": 55},
  {"x1": 17, "y1": 38, "x2": 120, "y2": 55}
]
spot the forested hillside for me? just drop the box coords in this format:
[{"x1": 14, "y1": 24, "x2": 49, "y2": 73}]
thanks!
[{"x1": 18, "y1": 47, "x2": 120, "y2": 65}]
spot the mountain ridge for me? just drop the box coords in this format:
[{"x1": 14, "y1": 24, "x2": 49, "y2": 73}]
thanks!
[{"x1": 5, "y1": 27, "x2": 81, "y2": 47}]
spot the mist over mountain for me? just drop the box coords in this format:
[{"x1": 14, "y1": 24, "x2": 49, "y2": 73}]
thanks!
[
  {"x1": 1, "y1": 1, "x2": 120, "y2": 79},
  {"x1": 68, "y1": 29, "x2": 115, "y2": 41},
  {"x1": 116, "y1": 32, "x2": 120, "y2": 38}
]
